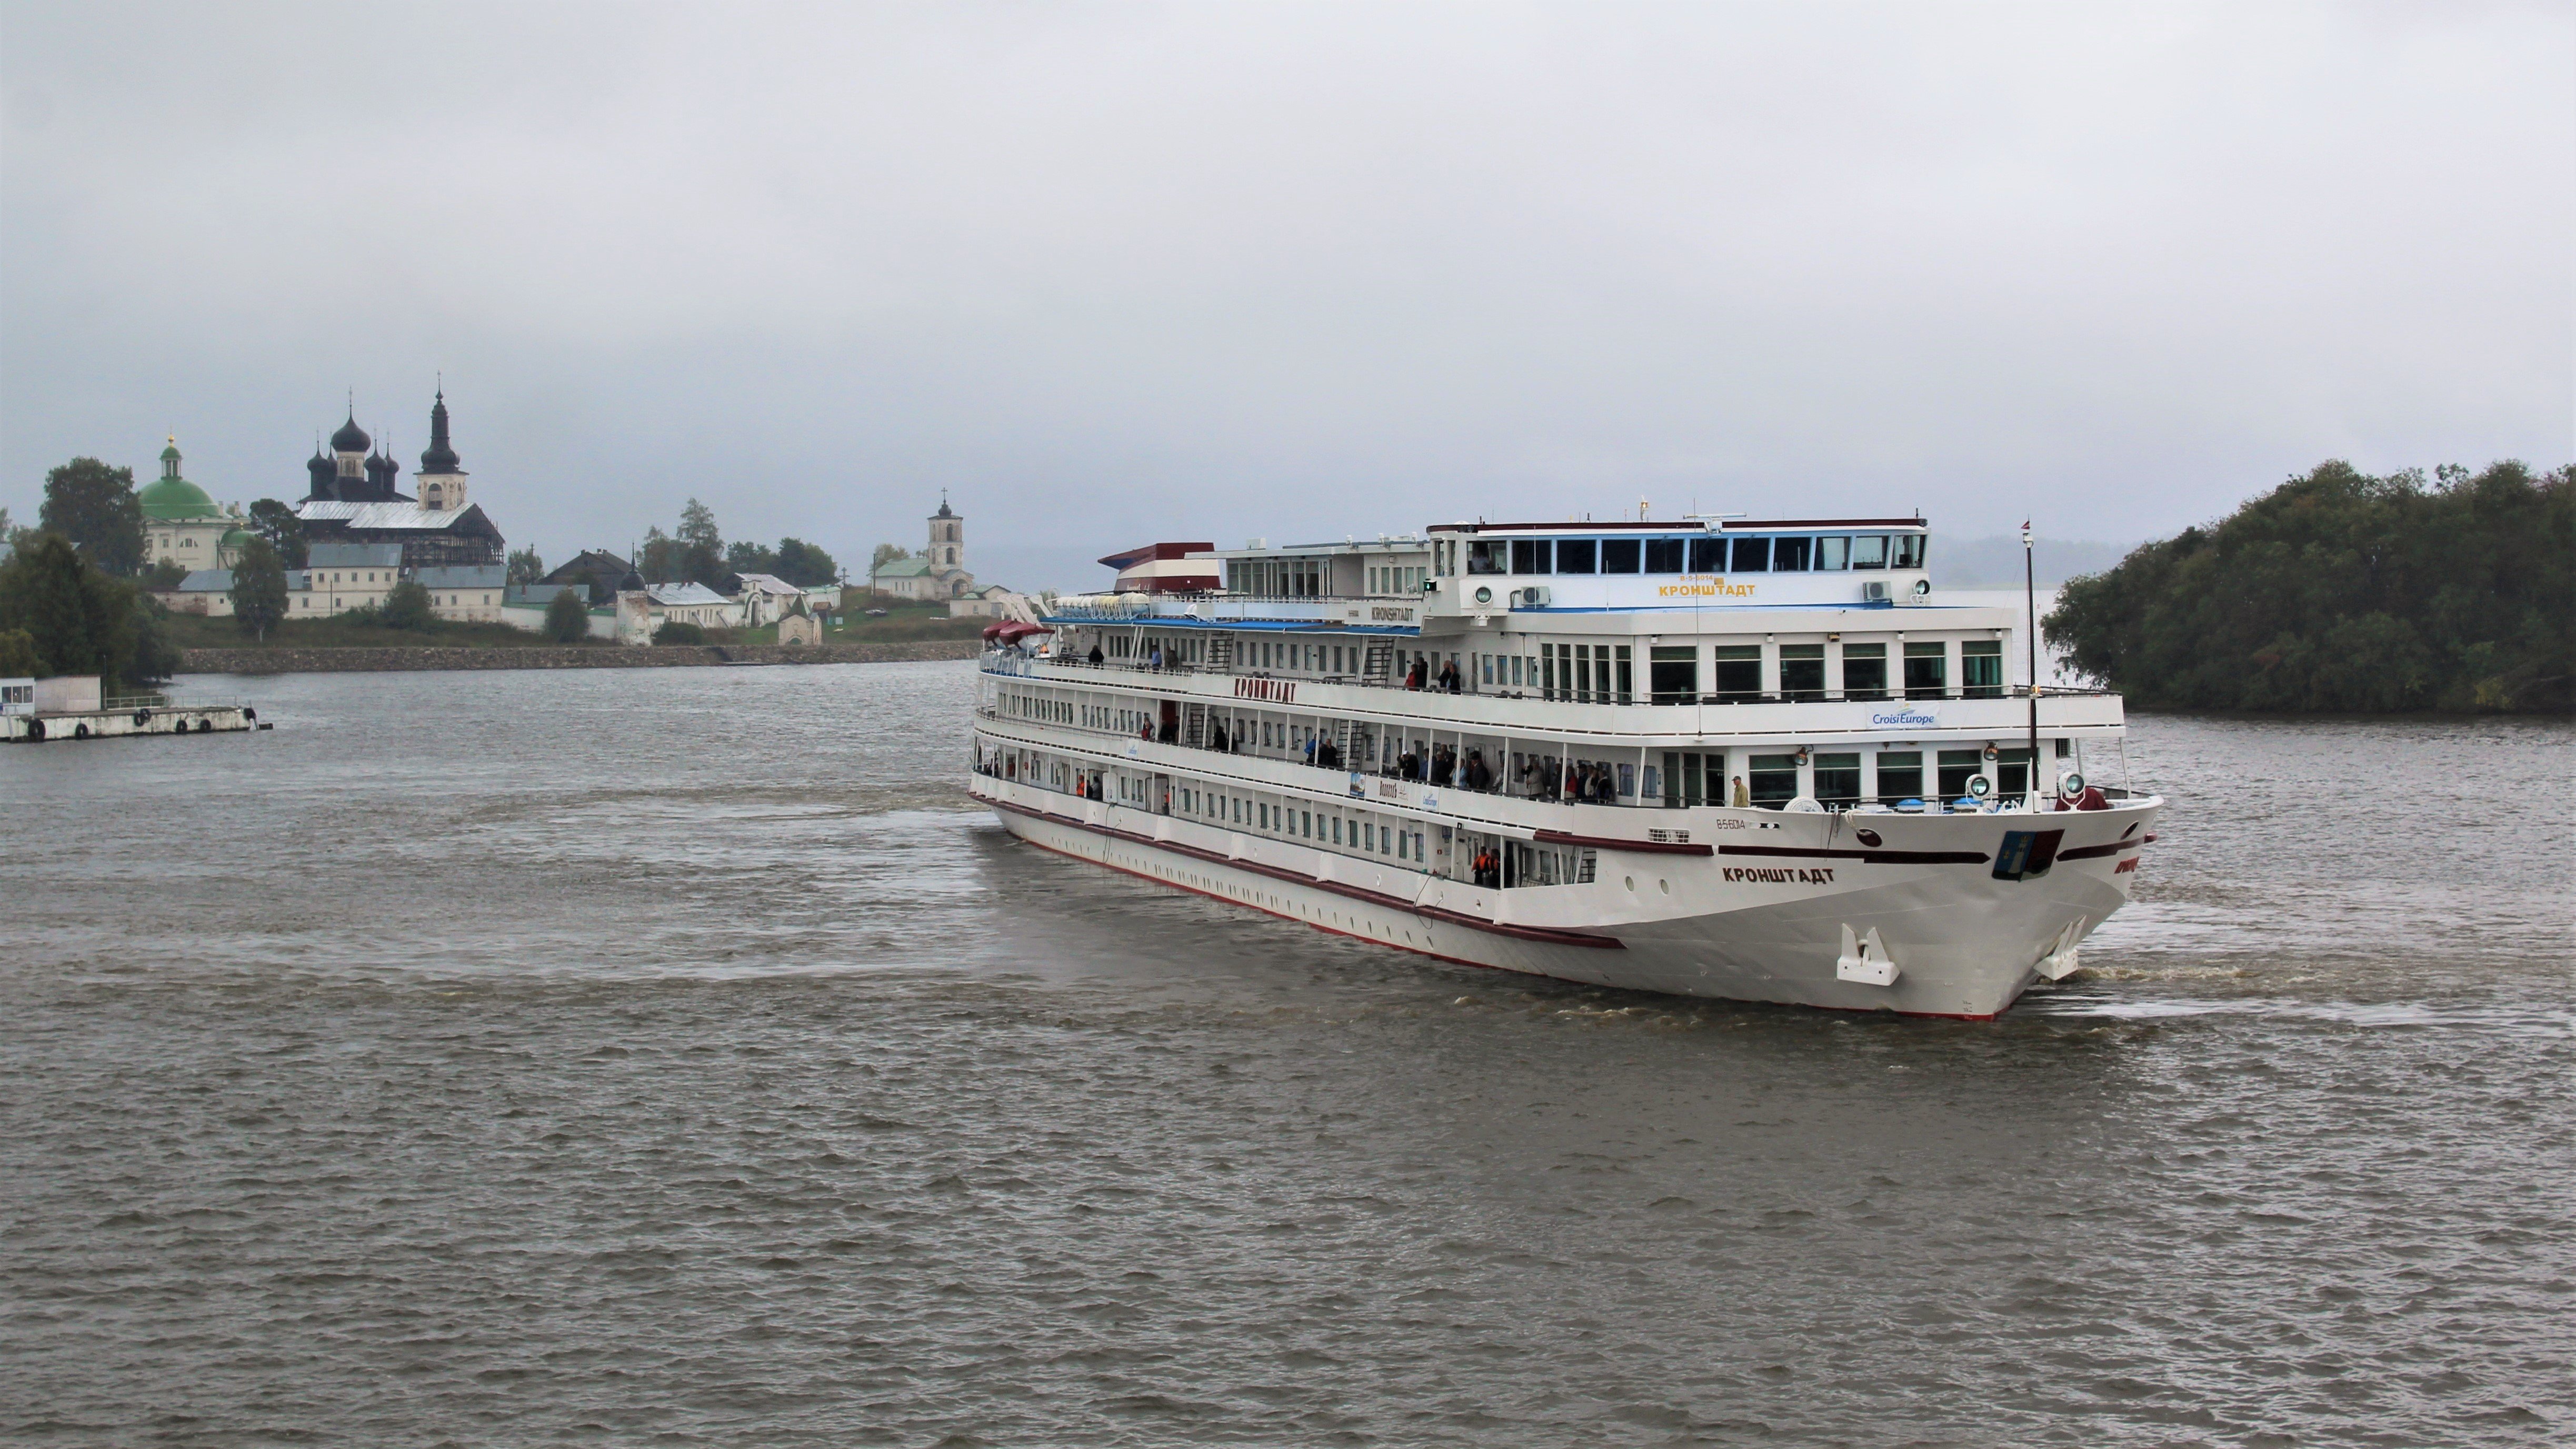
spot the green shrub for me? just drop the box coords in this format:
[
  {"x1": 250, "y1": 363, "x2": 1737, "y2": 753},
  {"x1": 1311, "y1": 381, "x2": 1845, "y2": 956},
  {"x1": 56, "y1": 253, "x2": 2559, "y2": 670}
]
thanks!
[
  {"x1": 653, "y1": 619, "x2": 707, "y2": 645},
  {"x1": 380, "y1": 580, "x2": 435, "y2": 631},
  {"x1": 543, "y1": 588, "x2": 591, "y2": 643}
]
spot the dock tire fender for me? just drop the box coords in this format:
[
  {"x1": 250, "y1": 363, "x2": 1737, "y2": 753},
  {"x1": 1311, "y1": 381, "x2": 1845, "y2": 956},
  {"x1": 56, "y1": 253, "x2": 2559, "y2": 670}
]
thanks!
[
  {"x1": 134, "y1": 708, "x2": 151, "y2": 726},
  {"x1": 24, "y1": 718, "x2": 42, "y2": 741},
  {"x1": 243, "y1": 707, "x2": 256, "y2": 722},
  {"x1": 196, "y1": 718, "x2": 212, "y2": 733},
  {"x1": 74, "y1": 722, "x2": 91, "y2": 738}
]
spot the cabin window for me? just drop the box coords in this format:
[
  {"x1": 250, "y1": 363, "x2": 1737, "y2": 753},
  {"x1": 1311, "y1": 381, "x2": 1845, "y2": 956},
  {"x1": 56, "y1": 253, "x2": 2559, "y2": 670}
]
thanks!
[
  {"x1": 1730, "y1": 537, "x2": 1770, "y2": 572},
  {"x1": 1779, "y1": 644, "x2": 1825, "y2": 700},
  {"x1": 1839, "y1": 642, "x2": 1886, "y2": 699},
  {"x1": 1712, "y1": 644, "x2": 1762, "y2": 703},
  {"x1": 1748, "y1": 753, "x2": 1800, "y2": 807},
  {"x1": 1644, "y1": 538, "x2": 1685, "y2": 573},
  {"x1": 1771, "y1": 536, "x2": 1812, "y2": 572},
  {"x1": 1904, "y1": 642, "x2": 1948, "y2": 698},
  {"x1": 1614, "y1": 644, "x2": 1632, "y2": 703},
  {"x1": 1815, "y1": 536, "x2": 1850, "y2": 570},
  {"x1": 1961, "y1": 639, "x2": 2004, "y2": 698},
  {"x1": 1938, "y1": 750, "x2": 1985, "y2": 801},
  {"x1": 1662, "y1": 751, "x2": 1710, "y2": 806},
  {"x1": 1689, "y1": 537, "x2": 1723, "y2": 572},
  {"x1": 1511, "y1": 539, "x2": 1552, "y2": 574},
  {"x1": 1813, "y1": 752, "x2": 1862, "y2": 806},
  {"x1": 1556, "y1": 539, "x2": 1597, "y2": 573},
  {"x1": 1851, "y1": 535, "x2": 1889, "y2": 569},
  {"x1": 1895, "y1": 535, "x2": 1926, "y2": 568},
  {"x1": 1876, "y1": 751, "x2": 1923, "y2": 804},
  {"x1": 1650, "y1": 646, "x2": 1696, "y2": 705},
  {"x1": 1600, "y1": 538, "x2": 1641, "y2": 573}
]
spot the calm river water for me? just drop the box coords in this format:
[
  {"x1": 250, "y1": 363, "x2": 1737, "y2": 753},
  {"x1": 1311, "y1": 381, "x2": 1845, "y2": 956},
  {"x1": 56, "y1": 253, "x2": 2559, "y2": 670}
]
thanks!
[{"x1": 5, "y1": 663, "x2": 2569, "y2": 1447}]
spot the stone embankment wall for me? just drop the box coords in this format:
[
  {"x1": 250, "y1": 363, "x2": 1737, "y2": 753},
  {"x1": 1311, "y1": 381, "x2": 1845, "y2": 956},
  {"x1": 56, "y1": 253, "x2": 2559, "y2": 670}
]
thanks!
[{"x1": 178, "y1": 641, "x2": 984, "y2": 675}]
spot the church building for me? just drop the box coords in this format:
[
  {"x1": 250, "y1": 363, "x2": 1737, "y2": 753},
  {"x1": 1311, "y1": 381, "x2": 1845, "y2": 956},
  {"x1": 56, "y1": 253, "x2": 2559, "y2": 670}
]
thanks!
[
  {"x1": 872, "y1": 496, "x2": 979, "y2": 601},
  {"x1": 294, "y1": 390, "x2": 504, "y2": 570},
  {"x1": 141, "y1": 439, "x2": 251, "y2": 571}
]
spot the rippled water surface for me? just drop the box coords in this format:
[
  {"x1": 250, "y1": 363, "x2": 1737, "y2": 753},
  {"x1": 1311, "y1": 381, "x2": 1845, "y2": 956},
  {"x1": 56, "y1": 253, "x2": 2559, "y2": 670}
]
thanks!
[{"x1": 6, "y1": 665, "x2": 2570, "y2": 1446}]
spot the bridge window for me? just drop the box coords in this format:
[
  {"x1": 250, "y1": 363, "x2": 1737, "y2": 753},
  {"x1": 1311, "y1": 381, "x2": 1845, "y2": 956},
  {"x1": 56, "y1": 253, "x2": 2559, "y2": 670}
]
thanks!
[
  {"x1": 1730, "y1": 537, "x2": 1770, "y2": 572},
  {"x1": 1467, "y1": 541, "x2": 1502, "y2": 574},
  {"x1": 1938, "y1": 749, "x2": 1985, "y2": 801},
  {"x1": 1556, "y1": 539, "x2": 1596, "y2": 574},
  {"x1": 1851, "y1": 535, "x2": 1889, "y2": 569},
  {"x1": 1814, "y1": 536, "x2": 1850, "y2": 570},
  {"x1": 1748, "y1": 754, "x2": 1800, "y2": 807},
  {"x1": 1644, "y1": 538, "x2": 1685, "y2": 573},
  {"x1": 1838, "y1": 644, "x2": 1887, "y2": 699},
  {"x1": 1876, "y1": 752, "x2": 1922, "y2": 804},
  {"x1": 1712, "y1": 645, "x2": 1761, "y2": 703},
  {"x1": 1650, "y1": 646, "x2": 1697, "y2": 704},
  {"x1": 1600, "y1": 538, "x2": 1641, "y2": 573},
  {"x1": 1779, "y1": 644, "x2": 1824, "y2": 700},
  {"x1": 1996, "y1": 747, "x2": 2033, "y2": 797},
  {"x1": 1511, "y1": 539, "x2": 1552, "y2": 574},
  {"x1": 1772, "y1": 536, "x2": 1812, "y2": 572},
  {"x1": 1961, "y1": 639, "x2": 2003, "y2": 697},
  {"x1": 1895, "y1": 535, "x2": 1926, "y2": 568},
  {"x1": 1689, "y1": 537, "x2": 1722, "y2": 572},
  {"x1": 1813, "y1": 752, "x2": 1862, "y2": 806}
]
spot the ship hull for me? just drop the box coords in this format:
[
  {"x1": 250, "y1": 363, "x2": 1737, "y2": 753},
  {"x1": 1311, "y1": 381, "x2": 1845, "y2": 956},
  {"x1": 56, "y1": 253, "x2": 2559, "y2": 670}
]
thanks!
[{"x1": 973, "y1": 775, "x2": 2156, "y2": 1018}]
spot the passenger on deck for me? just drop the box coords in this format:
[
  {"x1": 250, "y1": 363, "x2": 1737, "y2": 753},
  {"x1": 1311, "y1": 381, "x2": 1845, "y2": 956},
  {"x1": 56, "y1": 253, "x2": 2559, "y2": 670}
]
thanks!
[
  {"x1": 1149, "y1": 645, "x2": 1164, "y2": 671},
  {"x1": 1437, "y1": 659, "x2": 1460, "y2": 693},
  {"x1": 1730, "y1": 775, "x2": 1750, "y2": 807},
  {"x1": 1210, "y1": 720, "x2": 1230, "y2": 752},
  {"x1": 1405, "y1": 659, "x2": 1425, "y2": 691},
  {"x1": 1088, "y1": 643, "x2": 1104, "y2": 665},
  {"x1": 1431, "y1": 746, "x2": 1455, "y2": 786}
]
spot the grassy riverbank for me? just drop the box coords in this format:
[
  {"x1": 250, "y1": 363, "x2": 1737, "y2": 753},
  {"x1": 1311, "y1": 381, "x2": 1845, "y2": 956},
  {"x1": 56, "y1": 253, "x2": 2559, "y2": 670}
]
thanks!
[{"x1": 157, "y1": 598, "x2": 993, "y2": 652}]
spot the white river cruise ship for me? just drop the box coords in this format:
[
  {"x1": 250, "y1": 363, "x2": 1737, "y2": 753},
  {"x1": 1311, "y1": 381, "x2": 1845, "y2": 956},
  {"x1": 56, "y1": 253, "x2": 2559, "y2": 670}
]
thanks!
[{"x1": 967, "y1": 517, "x2": 2162, "y2": 1017}]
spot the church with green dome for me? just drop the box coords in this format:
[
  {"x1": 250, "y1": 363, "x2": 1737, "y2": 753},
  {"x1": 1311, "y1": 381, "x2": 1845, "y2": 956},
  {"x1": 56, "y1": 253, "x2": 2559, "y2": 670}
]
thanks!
[{"x1": 141, "y1": 439, "x2": 251, "y2": 572}]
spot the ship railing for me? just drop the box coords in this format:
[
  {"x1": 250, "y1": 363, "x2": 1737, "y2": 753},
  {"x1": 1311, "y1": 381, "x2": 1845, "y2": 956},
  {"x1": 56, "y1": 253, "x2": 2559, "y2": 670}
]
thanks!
[{"x1": 986, "y1": 653, "x2": 2111, "y2": 703}]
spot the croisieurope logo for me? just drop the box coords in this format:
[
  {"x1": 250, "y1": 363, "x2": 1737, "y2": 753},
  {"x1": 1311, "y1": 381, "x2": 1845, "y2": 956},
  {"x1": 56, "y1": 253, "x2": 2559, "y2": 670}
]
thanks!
[{"x1": 1869, "y1": 707, "x2": 1939, "y2": 728}]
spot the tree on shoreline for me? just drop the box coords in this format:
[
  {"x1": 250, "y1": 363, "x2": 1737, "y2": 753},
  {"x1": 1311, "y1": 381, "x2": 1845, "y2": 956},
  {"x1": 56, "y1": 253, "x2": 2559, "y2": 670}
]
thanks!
[
  {"x1": 2045, "y1": 461, "x2": 2572, "y2": 713},
  {"x1": 0, "y1": 531, "x2": 172, "y2": 687},
  {"x1": 231, "y1": 537, "x2": 288, "y2": 640},
  {"x1": 40, "y1": 458, "x2": 144, "y2": 577},
  {"x1": 247, "y1": 499, "x2": 308, "y2": 568}
]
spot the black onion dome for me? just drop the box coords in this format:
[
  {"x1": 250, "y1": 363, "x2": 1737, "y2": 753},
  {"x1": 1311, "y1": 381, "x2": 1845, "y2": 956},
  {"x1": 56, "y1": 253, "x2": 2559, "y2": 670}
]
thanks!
[
  {"x1": 306, "y1": 447, "x2": 335, "y2": 496},
  {"x1": 418, "y1": 389, "x2": 461, "y2": 474},
  {"x1": 331, "y1": 413, "x2": 371, "y2": 453}
]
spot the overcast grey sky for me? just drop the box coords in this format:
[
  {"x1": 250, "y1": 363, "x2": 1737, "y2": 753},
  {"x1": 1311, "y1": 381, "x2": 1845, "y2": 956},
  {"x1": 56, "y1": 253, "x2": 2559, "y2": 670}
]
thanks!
[{"x1": 4, "y1": 2, "x2": 2568, "y2": 589}]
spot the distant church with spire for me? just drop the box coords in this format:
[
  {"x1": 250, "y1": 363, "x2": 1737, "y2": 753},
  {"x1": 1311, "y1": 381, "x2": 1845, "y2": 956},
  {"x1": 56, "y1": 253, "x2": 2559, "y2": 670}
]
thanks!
[{"x1": 295, "y1": 387, "x2": 504, "y2": 568}]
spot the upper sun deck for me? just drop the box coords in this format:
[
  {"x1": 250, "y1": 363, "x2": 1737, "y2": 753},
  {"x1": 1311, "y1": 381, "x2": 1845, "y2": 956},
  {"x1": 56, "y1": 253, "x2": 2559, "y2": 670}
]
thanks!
[{"x1": 1056, "y1": 514, "x2": 1942, "y2": 628}]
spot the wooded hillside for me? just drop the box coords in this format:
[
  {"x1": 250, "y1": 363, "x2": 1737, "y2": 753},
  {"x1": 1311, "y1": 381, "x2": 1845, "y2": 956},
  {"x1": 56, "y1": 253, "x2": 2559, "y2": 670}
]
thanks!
[{"x1": 2044, "y1": 461, "x2": 2571, "y2": 713}]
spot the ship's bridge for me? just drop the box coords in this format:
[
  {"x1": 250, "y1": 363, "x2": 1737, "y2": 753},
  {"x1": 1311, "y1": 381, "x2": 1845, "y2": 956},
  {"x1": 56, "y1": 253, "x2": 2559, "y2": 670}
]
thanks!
[{"x1": 1419, "y1": 518, "x2": 1931, "y2": 616}]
